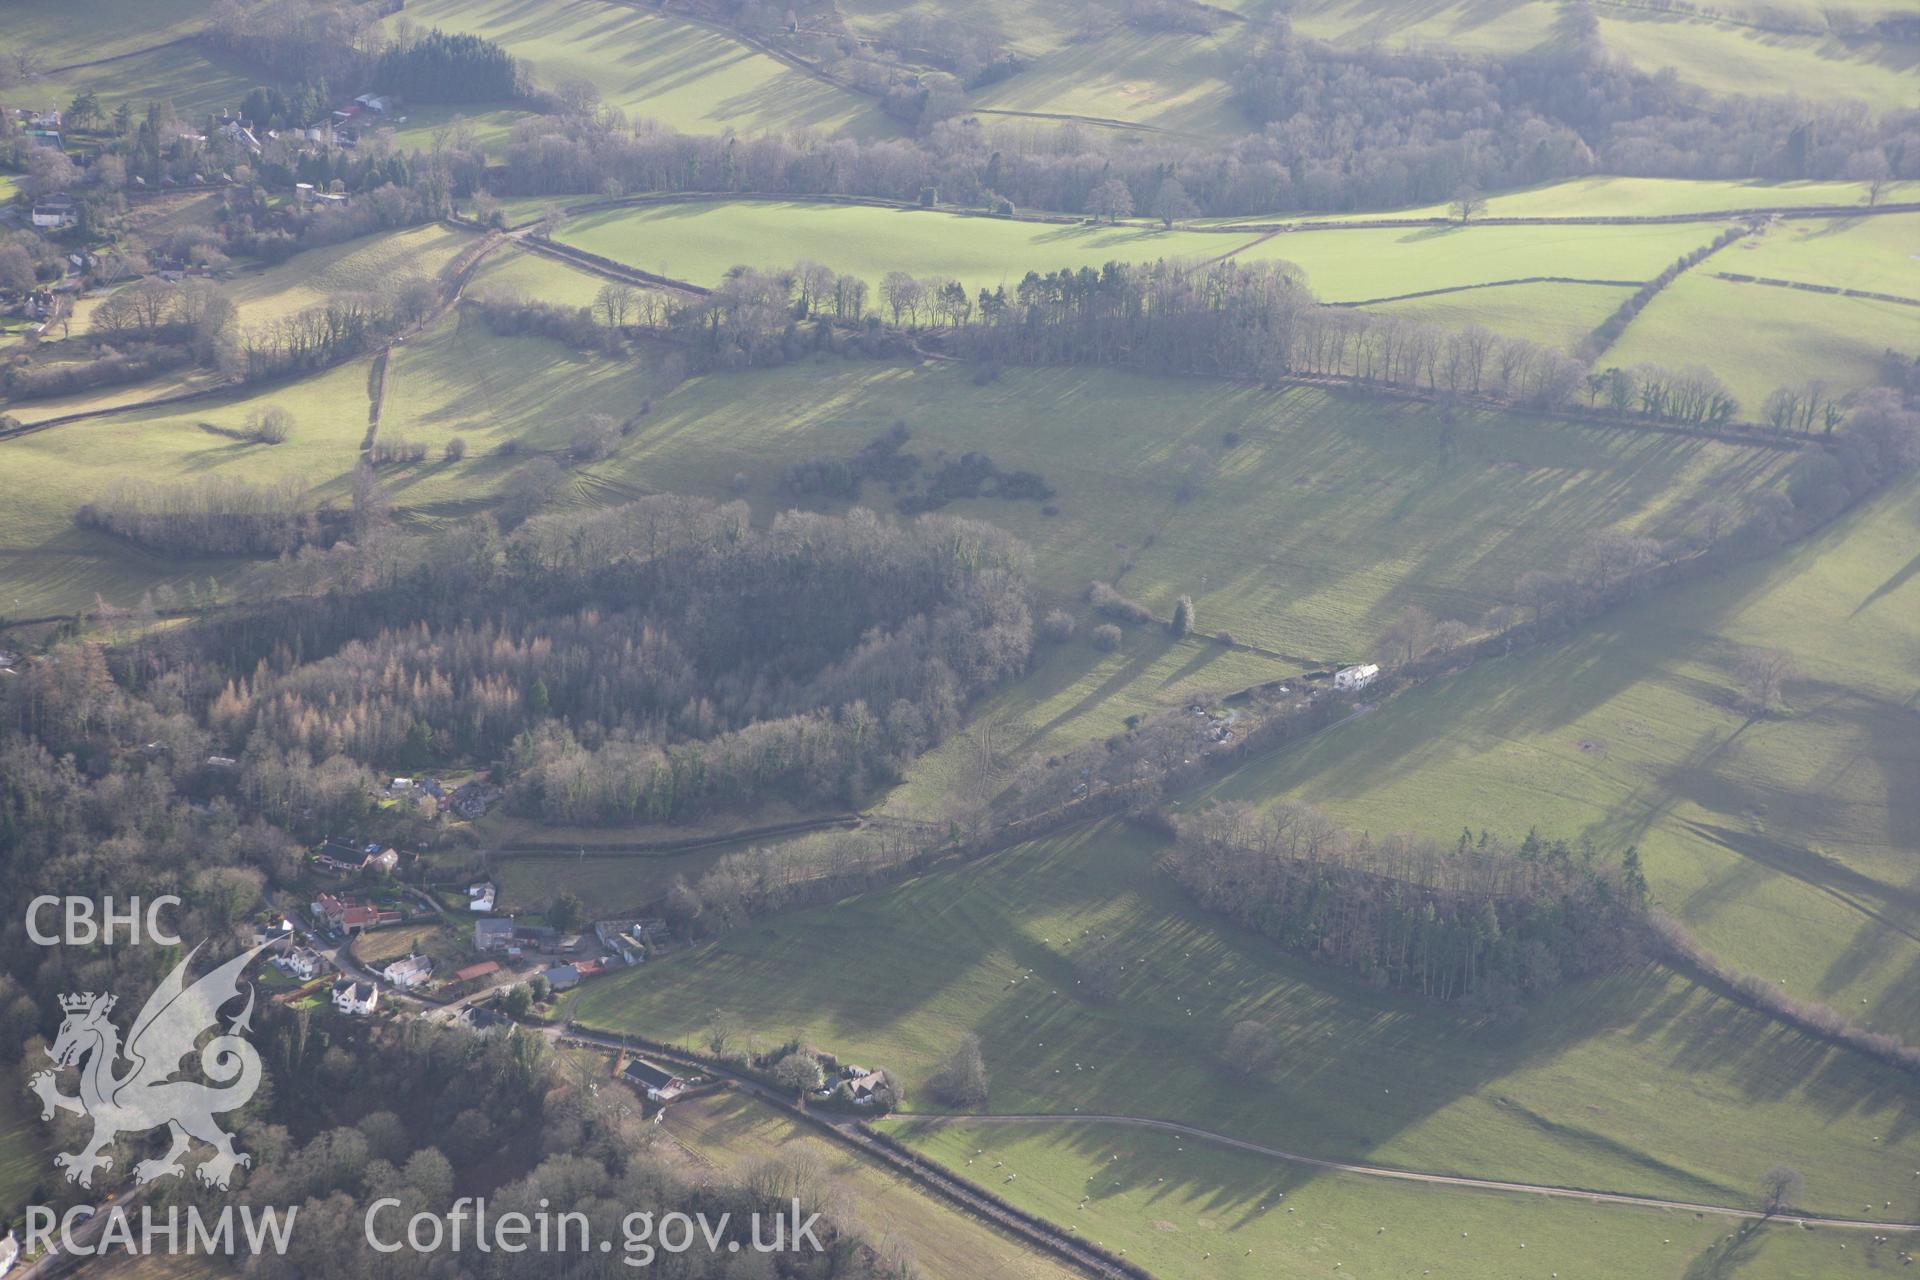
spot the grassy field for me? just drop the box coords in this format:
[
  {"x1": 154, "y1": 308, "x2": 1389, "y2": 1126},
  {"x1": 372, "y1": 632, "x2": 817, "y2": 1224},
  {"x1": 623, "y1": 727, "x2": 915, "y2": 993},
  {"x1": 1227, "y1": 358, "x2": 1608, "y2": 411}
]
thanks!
[
  {"x1": 1, "y1": 312, "x2": 1797, "y2": 653},
  {"x1": 2, "y1": 0, "x2": 209, "y2": 64},
  {"x1": 1206, "y1": 176, "x2": 1920, "y2": 224},
  {"x1": 1605, "y1": 273, "x2": 1920, "y2": 409},
  {"x1": 663, "y1": 1089, "x2": 1083, "y2": 1280},
  {"x1": 381, "y1": 0, "x2": 896, "y2": 138},
  {"x1": 552, "y1": 199, "x2": 1256, "y2": 291},
  {"x1": 1594, "y1": 9, "x2": 1920, "y2": 107},
  {"x1": 466, "y1": 242, "x2": 656, "y2": 311},
  {"x1": 551, "y1": 200, "x2": 1733, "y2": 303},
  {"x1": 1362, "y1": 280, "x2": 1636, "y2": 352},
  {"x1": 221, "y1": 222, "x2": 479, "y2": 328},
  {"x1": 1284, "y1": 0, "x2": 1919, "y2": 107},
  {"x1": 883, "y1": 1117, "x2": 1914, "y2": 1280},
  {"x1": 583, "y1": 358, "x2": 1796, "y2": 657},
  {"x1": 1726, "y1": 212, "x2": 1920, "y2": 295},
  {"x1": 1205, "y1": 482, "x2": 1920, "y2": 1040},
  {"x1": 968, "y1": 27, "x2": 1246, "y2": 135},
  {"x1": 1233, "y1": 221, "x2": 1722, "y2": 301},
  {"x1": 0, "y1": 357, "x2": 376, "y2": 618},
  {"x1": 30, "y1": 41, "x2": 259, "y2": 120},
  {"x1": 570, "y1": 819, "x2": 1920, "y2": 1221}
]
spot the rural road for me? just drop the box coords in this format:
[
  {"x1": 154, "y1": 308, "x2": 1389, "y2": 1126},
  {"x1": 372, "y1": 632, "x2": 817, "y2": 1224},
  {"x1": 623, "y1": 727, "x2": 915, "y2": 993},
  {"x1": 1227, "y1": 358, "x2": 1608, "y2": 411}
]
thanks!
[{"x1": 897, "y1": 1113, "x2": 1920, "y2": 1233}]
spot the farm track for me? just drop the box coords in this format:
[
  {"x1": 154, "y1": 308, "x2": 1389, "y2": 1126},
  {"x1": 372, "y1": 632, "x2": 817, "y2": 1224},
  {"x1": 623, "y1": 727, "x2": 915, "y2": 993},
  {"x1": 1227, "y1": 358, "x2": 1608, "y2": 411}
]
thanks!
[{"x1": 897, "y1": 1114, "x2": 1920, "y2": 1233}]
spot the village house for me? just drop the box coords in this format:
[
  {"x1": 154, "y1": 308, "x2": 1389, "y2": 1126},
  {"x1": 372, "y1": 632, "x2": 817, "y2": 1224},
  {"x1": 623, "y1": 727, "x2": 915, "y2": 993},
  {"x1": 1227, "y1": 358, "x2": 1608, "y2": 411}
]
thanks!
[
  {"x1": 1334, "y1": 663, "x2": 1380, "y2": 692},
  {"x1": 842, "y1": 1068, "x2": 890, "y2": 1106},
  {"x1": 310, "y1": 894, "x2": 348, "y2": 930},
  {"x1": 315, "y1": 836, "x2": 400, "y2": 876},
  {"x1": 339, "y1": 903, "x2": 402, "y2": 936},
  {"x1": 468, "y1": 881, "x2": 497, "y2": 913},
  {"x1": 452, "y1": 1004, "x2": 509, "y2": 1036},
  {"x1": 382, "y1": 954, "x2": 434, "y2": 990},
  {"x1": 331, "y1": 979, "x2": 379, "y2": 1016},
  {"x1": 30, "y1": 194, "x2": 76, "y2": 230},
  {"x1": 451, "y1": 781, "x2": 501, "y2": 819},
  {"x1": 541, "y1": 964, "x2": 581, "y2": 993},
  {"x1": 620, "y1": 1058, "x2": 688, "y2": 1103},
  {"x1": 277, "y1": 945, "x2": 329, "y2": 981}
]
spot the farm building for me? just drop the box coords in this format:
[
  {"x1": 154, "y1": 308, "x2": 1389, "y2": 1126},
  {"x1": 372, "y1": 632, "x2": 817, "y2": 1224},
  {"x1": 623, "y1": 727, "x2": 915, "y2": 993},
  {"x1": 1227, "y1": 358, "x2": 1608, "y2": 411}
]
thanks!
[
  {"x1": 620, "y1": 1058, "x2": 688, "y2": 1102},
  {"x1": 542, "y1": 964, "x2": 581, "y2": 992},
  {"x1": 474, "y1": 918, "x2": 514, "y2": 951},
  {"x1": 1335, "y1": 664, "x2": 1380, "y2": 692}
]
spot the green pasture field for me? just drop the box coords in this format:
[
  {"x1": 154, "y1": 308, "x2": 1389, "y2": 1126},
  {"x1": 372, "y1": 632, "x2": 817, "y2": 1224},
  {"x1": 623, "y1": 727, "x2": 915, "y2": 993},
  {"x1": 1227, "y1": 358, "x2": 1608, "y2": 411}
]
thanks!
[
  {"x1": 1361, "y1": 280, "x2": 1636, "y2": 352},
  {"x1": 1604, "y1": 274, "x2": 1920, "y2": 409},
  {"x1": 966, "y1": 27, "x2": 1246, "y2": 135},
  {"x1": 879, "y1": 630, "x2": 1300, "y2": 822},
  {"x1": 1595, "y1": 10, "x2": 1919, "y2": 107},
  {"x1": 2, "y1": 0, "x2": 210, "y2": 65},
  {"x1": 1283, "y1": 0, "x2": 1918, "y2": 106},
  {"x1": 1727, "y1": 211, "x2": 1920, "y2": 296},
  {"x1": 1204, "y1": 482, "x2": 1920, "y2": 1042},
  {"x1": 570, "y1": 818, "x2": 1920, "y2": 1220},
  {"x1": 580, "y1": 358, "x2": 1796, "y2": 658},
  {"x1": 465, "y1": 242, "x2": 652, "y2": 311},
  {"x1": 374, "y1": 308, "x2": 670, "y2": 474},
  {"x1": 0, "y1": 356, "x2": 375, "y2": 618},
  {"x1": 551, "y1": 199, "x2": 1254, "y2": 291},
  {"x1": 1202, "y1": 176, "x2": 1920, "y2": 225},
  {"x1": 30, "y1": 40, "x2": 259, "y2": 120},
  {"x1": 382, "y1": 0, "x2": 897, "y2": 138},
  {"x1": 378, "y1": 104, "x2": 526, "y2": 160},
  {"x1": 1233, "y1": 221, "x2": 1724, "y2": 302},
  {"x1": 665, "y1": 1089, "x2": 1083, "y2": 1280},
  {"x1": 0, "y1": 316, "x2": 1795, "y2": 652},
  {"x1": 883, "y1": 1117, "x2": 1913, "y2": 1280},
  {"x1": 221, "y1": 222, "x2": 478, "y2": 328}
]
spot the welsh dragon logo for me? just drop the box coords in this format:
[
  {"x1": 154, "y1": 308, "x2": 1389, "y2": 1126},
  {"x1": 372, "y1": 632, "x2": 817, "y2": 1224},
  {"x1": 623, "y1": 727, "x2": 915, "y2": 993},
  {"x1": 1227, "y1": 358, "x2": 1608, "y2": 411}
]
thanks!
[{"x1": 30, "y1": 941, "x2": 268, "y2": 1190}]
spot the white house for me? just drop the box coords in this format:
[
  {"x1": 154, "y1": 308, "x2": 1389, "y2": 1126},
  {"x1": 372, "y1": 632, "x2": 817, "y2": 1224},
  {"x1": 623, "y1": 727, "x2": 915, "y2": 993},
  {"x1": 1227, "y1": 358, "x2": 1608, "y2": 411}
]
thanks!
[
  {"x1": 1334, "y1": 663, "x2": 1379, "y2": 692},
  {"x1": 31, "y1": 195, "x2": 77, "y2": 229},
  {"x1": 0, "y1": 1227, "x2": 19, "y2": 1278},
  {"x1": 382, "y1": 954, "x2": 434, "y2": 990},
  {"x1": 468, "y1": 881, "x2": 497, "y2": 913},
  {"x1": 278, "y1": 945, "x2": 329, "y2": 981},
  {"x1": 331, "y1": 979, "x2": 379, "y2": 1016}
]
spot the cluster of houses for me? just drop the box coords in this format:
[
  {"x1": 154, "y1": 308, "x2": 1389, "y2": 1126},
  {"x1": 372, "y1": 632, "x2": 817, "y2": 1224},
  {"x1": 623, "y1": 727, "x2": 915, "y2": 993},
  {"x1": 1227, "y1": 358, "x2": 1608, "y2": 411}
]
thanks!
[{"x1": 383, "y1": 775, "x2": 501, "y2": 819}]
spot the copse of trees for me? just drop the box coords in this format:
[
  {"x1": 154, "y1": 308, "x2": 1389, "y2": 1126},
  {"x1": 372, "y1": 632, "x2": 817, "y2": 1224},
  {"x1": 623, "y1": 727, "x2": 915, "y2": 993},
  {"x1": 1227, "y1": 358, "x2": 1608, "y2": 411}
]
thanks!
[
  {"x1": 372, "y1": 29, "x2": 522, "y2": 102},
  {"x1": 1171, "y1": 803, "x2": 1650, "y2": 1008},
  {"x1": 77, "y1": 476, "x2": 344, "y2": 556}
]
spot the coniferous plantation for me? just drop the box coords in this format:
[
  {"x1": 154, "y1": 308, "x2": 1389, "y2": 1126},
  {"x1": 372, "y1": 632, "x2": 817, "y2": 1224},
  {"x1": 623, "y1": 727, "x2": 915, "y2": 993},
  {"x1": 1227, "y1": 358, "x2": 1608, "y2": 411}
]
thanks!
[{"x1": 1, "y1": 0, "x2": 1917, "y2": 1277}]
